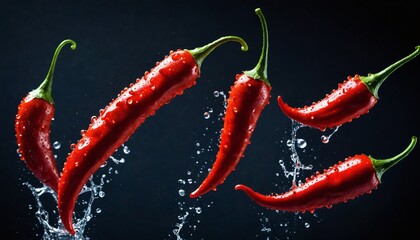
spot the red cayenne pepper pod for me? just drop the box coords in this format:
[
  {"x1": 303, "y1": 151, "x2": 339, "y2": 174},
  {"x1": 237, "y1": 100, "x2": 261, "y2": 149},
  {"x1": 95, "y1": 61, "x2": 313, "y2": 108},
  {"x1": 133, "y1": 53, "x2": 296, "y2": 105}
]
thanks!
[
  {"x1": 15, "y1": 39, "x2": 76, "y2": 192},
  {"x1": 277, "y1": 46, "x2": 420, "y2": 131},
  {"x1": 58, "y1": 36, "x2": 248, "y2": 235},
  {"x1": 190, "y1": 8, "x2": 271, "y2": 198},
  {"x1": 235, "y1": 136, "x2": 417, "y2": 213}
]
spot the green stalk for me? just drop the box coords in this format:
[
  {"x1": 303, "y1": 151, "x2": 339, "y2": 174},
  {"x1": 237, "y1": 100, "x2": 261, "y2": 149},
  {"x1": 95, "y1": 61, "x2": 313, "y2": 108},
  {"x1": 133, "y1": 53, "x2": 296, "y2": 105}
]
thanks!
[
  {"x1": 361, "y1": 46, "x2": 420, "y2": 99},
  {"x1": 29, "y1": 39, "x2": 77, "y2": 104},
  {"x1": 243, "y1": 8, "x2": 270, "y2": 86},
  {"x1": 371, "y1": 136, "x2": 417, "y2": 182},
  {"x1": 187, "y1": 36, "x2": 248, "y2": 70}
]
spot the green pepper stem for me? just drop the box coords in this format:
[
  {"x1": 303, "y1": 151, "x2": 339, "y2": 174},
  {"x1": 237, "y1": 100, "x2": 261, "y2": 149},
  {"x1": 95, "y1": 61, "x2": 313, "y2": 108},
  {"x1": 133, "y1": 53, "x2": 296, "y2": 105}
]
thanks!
[
  {"x1": 371, "y1": 136, "x2": 417, "y2": 182},
  {"x1": 187, "y1": 36, "x2": 248, "y2": 70},
  {"x1": 243, "y1": 8, "x2": 270, "y2": 86},
  {"x1": 361, "y1": 46, "x2": 420, "y2": 99},
  {"x1": 30, "y1": 39, "x2": 77, "y2": 104}
]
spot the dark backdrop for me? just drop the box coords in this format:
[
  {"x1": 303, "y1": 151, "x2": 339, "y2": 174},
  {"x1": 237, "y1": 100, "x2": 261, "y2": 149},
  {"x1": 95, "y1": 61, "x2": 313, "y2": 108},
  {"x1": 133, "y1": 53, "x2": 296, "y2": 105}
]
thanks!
[{"x1": 1, "y1": 0, "x2": 419, "y2": 239}]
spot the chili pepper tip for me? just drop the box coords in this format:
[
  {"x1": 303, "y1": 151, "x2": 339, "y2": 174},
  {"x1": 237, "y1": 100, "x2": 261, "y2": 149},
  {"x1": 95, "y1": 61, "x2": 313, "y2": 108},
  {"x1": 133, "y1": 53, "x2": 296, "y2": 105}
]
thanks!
[{"x1": 234, "y1": 184, "x2": 246, "y2": 191}]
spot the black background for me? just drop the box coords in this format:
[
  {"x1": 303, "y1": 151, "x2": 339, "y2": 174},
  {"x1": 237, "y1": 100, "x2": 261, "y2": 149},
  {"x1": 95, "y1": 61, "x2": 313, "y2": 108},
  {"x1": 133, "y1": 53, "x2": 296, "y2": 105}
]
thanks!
[{"x1": 1, "y1": 0, "x2": 419, "y2": 239}]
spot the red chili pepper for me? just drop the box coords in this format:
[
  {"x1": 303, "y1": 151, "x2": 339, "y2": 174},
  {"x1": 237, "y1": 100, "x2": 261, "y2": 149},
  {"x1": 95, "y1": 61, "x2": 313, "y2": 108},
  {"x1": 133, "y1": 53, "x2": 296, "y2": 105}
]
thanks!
[
  {"x1": 190, "y1": 8, "x2": 271, "y2": 198},
  {"x1": 277, "y1": 46, "x2": 420, "y2": 131},
  {"x1": 235, "y1": 136, "x2": 417, "y2": 213},
  {"x1": 15, "y1": 39, "x2": 76, "y2": 192},
  {"x1": 57, "y1": 36, "x2": 248, "y2": 235}
]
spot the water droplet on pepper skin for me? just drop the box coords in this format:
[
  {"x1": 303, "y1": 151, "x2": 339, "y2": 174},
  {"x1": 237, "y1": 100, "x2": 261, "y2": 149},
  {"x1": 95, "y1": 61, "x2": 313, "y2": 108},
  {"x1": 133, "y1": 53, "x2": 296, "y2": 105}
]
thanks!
[{"x1": 91, "y1": 116, "x2": 97, "y2": 123}]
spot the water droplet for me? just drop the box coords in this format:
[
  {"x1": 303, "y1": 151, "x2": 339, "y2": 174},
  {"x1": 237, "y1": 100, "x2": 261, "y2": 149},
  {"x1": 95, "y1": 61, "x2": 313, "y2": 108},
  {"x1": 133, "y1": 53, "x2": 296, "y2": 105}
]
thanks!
[
  {"x1": 305, "y1": 222, "x2": 310, "y2": 228},
  {"x1": 297, "y1": 138, "x2": 307, "y2": 148},
  {"x1": 203, "y1": 112, "x2": 210, "y2": 119},
  {"x1": 213, "y1": 91, "x2": 220, "y2": 97},
  {"x1": 123, "y1": 145, "x2": 130, "y2": 154},
  {"x1": 195, "y1": 207, "x2": 202, "y2": 214},
  {"x1": 80, "y1": 129, "x2": 87, "y2": 136},
  {"x1": 286, "y1": 139, "x2": 293, "y2": 147},
  {"x1": 91, "y1": 116, "x2": 97, "y2": 123},
  {"x1": 53, "y1": 141, "x2": 61, "y2": 149},
  {"x1": 98, "y1": 191, "x2": 105, "y2": 198},
  {"x1": 178, "y1": 179, "x2": 186, "y2": 184},
  {"x1": 321, "y1": 135, "x2": 329, "y2": 144},
  {"x1": 96, "y1": 208, "x2": 102, "y2": 213},
  {"x1": 178, "y1": 189, "x2": 185, "y2": 196}
]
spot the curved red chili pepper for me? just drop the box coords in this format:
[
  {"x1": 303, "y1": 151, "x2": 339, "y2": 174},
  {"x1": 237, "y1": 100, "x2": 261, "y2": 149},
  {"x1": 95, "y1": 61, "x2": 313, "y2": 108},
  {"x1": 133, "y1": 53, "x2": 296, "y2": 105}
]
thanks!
[
  {"x1": 15, "y1": 39, "x2": 76, "y2": 192},
  {"x1": 277, "y1": 46, "x2": 420, "y2": 131},
  {"x1": 57, "y1": 36, "x2": 248, "y2": 235},
  {"x1": 235, "y1": 136, "x2": 417, "y2": 213},
  {"x1": 190, "y1": 8, "x2": 271, "y2": 198}
]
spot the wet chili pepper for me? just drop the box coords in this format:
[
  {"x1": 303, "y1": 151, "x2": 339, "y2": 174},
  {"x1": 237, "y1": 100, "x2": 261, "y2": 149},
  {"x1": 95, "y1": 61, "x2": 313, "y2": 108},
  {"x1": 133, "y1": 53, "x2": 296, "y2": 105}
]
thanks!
[
  {"x1": 235, "y1": 136, "x2": 417, "y2": 213},
  {"x1": 190, "y1": 8, "x2": 271, "y2": 198},
  {"x1": 15, "y1": 39, "x2": 76, "y2": 192},
  {"x1": 58, "y1": 36, "x2": 248, "y2": 235},
  {"x1": 277, "y1": 46, "x2": 420, "y2": 131}
]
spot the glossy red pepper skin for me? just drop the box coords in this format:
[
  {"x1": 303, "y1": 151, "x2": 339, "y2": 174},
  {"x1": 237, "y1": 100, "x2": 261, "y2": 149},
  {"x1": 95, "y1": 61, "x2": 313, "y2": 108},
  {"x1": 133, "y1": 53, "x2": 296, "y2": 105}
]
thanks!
[
  {"x1": 16, "y1": 98, "x2": 60, "y2": 192},
  {"x1": 57, "y1": 37, "x2": 248, "y2": 235},
  {"x1": 277, "y1": 75, "x2": 377, "y2": 131},
  {"x1": 277, "y1": 46, "x2": 420, "y2": 131},
  {"x1": 235, "y1": 136, "x2": 417, "y2": 213},
  {"x1": 15, "y1": 39, "x2": 76, "y2": 192},
  {"x1": 190, "y1": 74, "x2": 271, "y2": 198},
  {"x1": 190, "y1": 8, "x2": 270, "y2": 198},
  {"x1": 59, "y1": 50, "x2": 198, "y2": 234}
]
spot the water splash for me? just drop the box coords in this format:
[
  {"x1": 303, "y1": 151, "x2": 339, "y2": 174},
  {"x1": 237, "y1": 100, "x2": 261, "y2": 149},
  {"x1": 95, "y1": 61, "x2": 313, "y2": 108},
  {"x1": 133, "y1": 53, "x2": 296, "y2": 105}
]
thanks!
[
  {"x1": 22, "y1": 145, "x2": 128, "y2": 239},
  {"x1": 257, "y1": 119, "x2": 328, "y2": 240},
  {"x1": 173, "y1": 211, "x2": 189, "y2": 240},
  {"x1": 170, "y1": 90, "x2": 227, "y2": 240},
  {"x1": 24, "y1": 176, "x2": 101, "y2": 239},
  {"x1": 171, "y1": 170, "x2": 213, "y2": 240},
  {"x1": 280, "y1": 120, "x2": 313, "y2": 188}
]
